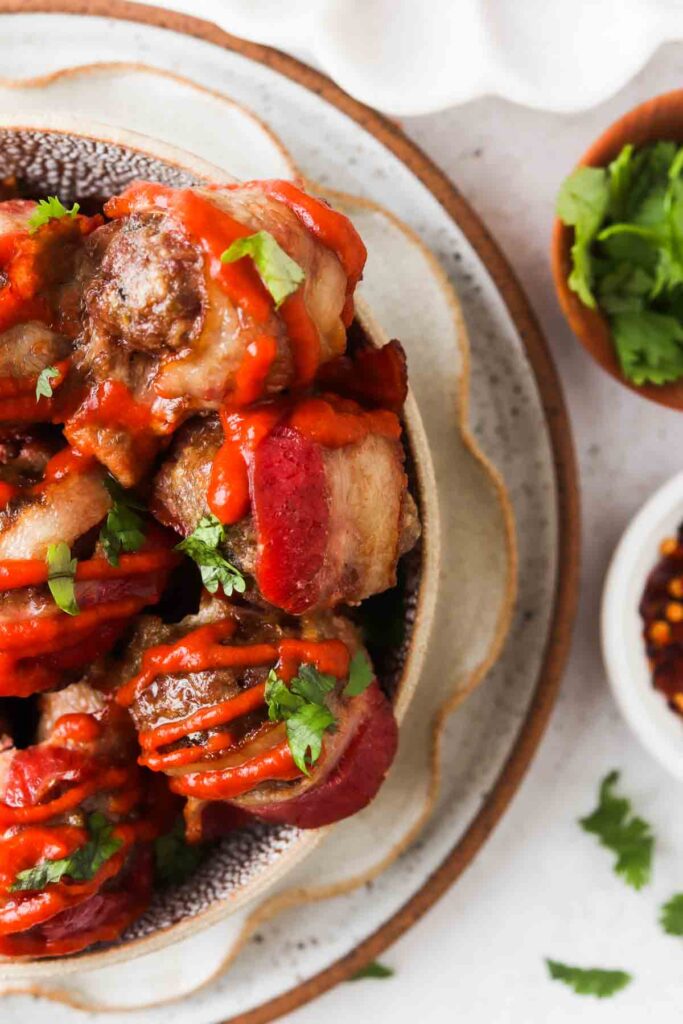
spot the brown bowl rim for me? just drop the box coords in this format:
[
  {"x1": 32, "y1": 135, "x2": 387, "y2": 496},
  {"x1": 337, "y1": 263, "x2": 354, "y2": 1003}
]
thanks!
[{"x1": 551, "y1": 87, "x2": 683, "y2": 411}]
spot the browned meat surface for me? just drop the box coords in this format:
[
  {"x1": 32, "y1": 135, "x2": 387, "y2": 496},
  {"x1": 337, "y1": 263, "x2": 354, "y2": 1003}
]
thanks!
[
  {"x1": 84, "y1": 217, "x2": 204, "y2": 359},
  {"x1": 150, "y1": 417, "x2": 222, "y2": 536},
  {"x1": 0, "y1": 430, "x2": 60, "y2": 487}
]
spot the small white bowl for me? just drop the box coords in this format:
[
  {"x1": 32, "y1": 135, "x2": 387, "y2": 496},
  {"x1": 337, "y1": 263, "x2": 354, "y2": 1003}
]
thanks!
[{"x1": 602, "y1": 472, "x2": 683, "y2": 779}]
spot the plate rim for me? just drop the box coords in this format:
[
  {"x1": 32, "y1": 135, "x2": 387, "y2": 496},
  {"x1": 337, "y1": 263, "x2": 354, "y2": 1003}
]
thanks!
[{"x1": 0, "y1": 3, "x2": 581, "y2": 1020}]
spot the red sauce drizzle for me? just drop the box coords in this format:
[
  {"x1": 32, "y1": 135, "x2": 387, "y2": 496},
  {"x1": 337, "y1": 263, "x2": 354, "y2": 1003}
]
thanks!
[
  {"x1": 208, "y1": 394, "x2": 400, "y2": 525},
  {"x1": 104, "y1": 179, "x2": 364, "y2": 400}
]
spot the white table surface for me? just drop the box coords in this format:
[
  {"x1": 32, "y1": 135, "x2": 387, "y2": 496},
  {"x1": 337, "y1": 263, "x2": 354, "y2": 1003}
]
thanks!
[{"x1": 281, "y1": 42, "x2": 683, "y2": 1024}]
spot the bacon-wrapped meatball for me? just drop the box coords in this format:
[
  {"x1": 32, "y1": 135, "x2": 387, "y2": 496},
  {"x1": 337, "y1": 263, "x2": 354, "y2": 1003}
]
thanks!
[
  {"x1": 64, "y1": 180, "x2": 366, "y2": 485},
  {"x1": 152, "y1": 391, "x2": 419, "y2": 614},
  {"x1": 112, "y1": 597, "x2": 397, "y2": 838},
  {"x1": 0, "y1": 199, "x2": 100, "y2": 425},
  {"x1": 0, "y1": 675, "x2": 165, "y2": 958},
  {"x1": 0, "y1": 440, "x2": 178, "y2": 696}
]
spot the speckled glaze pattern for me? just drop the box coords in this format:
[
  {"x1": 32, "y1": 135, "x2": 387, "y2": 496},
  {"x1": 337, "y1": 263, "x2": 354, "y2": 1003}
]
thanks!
[
  {"x1": 0, "y1": 15, "x2": 569, "y2": 1024},
  {"x1": 0, "y1": 127, "x2": 196, "y2": 193}
]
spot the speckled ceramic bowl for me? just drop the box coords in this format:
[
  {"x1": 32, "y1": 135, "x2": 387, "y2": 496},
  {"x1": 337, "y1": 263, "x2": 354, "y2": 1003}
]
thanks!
[{"x1": 0, "y1": 116, "x2": 438, "y2": 976}]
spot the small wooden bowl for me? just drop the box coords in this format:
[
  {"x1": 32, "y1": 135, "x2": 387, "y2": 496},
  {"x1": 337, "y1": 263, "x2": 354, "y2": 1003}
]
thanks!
[{"x1": 551, "y1": 89, "x2": 683, "y2": 411}]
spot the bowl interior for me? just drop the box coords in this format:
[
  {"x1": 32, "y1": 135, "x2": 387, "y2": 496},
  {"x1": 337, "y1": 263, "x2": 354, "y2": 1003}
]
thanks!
[
  {"x1": 602, "y1": 472, "x2": 683, "y2": 779},
  {"x1": 0, "y1": 120, "x2": 434, "y2": 972},
  {"x1": 551, "y1": 89, "x2": 683, "y2": 411}
]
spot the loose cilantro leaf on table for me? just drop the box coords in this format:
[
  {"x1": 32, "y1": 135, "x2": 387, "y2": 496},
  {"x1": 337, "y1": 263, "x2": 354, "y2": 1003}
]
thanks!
[
  {"x1": 350, "y1": 961, "x2": 395, "y2": 981},
  {"x1": 35, "y1": 365, "x2": 59, "y2": 400},
  {"x1": 557, "y1": 140, "x2": 683, "y2": 385},
  {"x1": 660, "y1": 893, "x2": 683, "y2": 936},
  {"x1": 154, "y1": 817, "x2": 205, "y2": 888},
  {"x1": 176, "y1": 514, "x2": 246, "y2": 597},
  {"x1": 545, "y1": 959, "x2": 632, "y2": 999},
  {"x1": 46, "y1": 541, "x2": 79, "y2": 616},
  {"x1": 265, "y1": 663, "x2": 338, "y2": 775},
  {"x1": 11, "y1": 813, "x2": 122, "y2": 891},
  {"x1": 100, "y1": 477, "x2": 147, "y2": 566},
  {"x1": 28, "y1": 195, "x2": 80, "y2": 233},
  {"x1": 221, "y1": 230, "x2": 305, "y2": 307},
  {"x1": 579, "y1": 770, "x2": 654, "y2": 890}
]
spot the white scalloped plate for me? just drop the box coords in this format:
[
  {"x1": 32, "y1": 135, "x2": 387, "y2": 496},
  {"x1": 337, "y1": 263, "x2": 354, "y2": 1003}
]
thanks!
[{"x1": 0, "y1": 20, "x2": 574, "y2": 1023}]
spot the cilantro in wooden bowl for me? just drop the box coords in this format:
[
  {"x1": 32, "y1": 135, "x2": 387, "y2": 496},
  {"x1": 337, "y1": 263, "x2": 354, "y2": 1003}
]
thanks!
[{"x1": 551, "y1": 89, "x2": 683, "y2": 410}]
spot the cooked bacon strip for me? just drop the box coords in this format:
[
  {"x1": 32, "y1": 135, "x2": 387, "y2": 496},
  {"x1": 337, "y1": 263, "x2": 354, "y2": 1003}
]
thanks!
[
  {"x1": 153, "y1": 412, "x2": 420, "y2": 613},
  {"x1": 66, "y1": 181, "x2": 364, "y2": 484},
  {"x1": 109, "y1": 597, "x2": 396, "y2": 835}
]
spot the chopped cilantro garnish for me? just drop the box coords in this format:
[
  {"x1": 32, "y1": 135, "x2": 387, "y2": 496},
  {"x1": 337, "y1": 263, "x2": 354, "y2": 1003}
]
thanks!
[
  {"x1": 176, "y1": 514, "x2": 246, "y2": 597},
  {"x1": 28, "y1": 195, "x2": 80, "y2": 233},
  {"x1": 265, "y1": 664, "x2": 337, "y2": 775},
  {"x1": 99, "y1": 477, "x2": 146, "y2": 566},
  {"x1": 154, "y1": 817, "x2": 205, "y2": 888},
  {"x1": 35, "y1": 365, "x2": 59, "y2": 400},
  {"x1": 46, "y1": 540, "x2": 79, "y2": 616},
  {"x1": 11, "y1": 813, "x2": 122, "y2": 891},
  {"x1": 221, "y1": 230, "x2": 305, "y2": 307}
]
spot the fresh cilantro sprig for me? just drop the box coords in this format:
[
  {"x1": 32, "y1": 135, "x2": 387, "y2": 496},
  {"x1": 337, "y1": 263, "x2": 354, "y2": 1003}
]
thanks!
[
  {"x1": 176, "y1": 514, "x2": 246, "y2": 597},
  {"x1": 221, "y1": 230, "x2": 305, "y2": 307},
  {"x1": 557, "y1": 141, "x2": 683, "y2": 385},
  {"x1": 660, "y1": 893, "x2": 683, "y2": 935},
  {"x1": 545, "y1": 959, "x2": 632, "y2": 999},
  {"x1": 11, "y1": 813, "x2": 122, "y2": 891},
  {"x1": 28, "y1": 195, "x2": 80, "y2": 233},
  {"x1": 35, "y1": 365, "x2": 59, "y2": 401},
  {"x1": 265, "y1": 653, "x2": 373, "y2": 774},
  {"x1": 350, "y1": 961, "x2": 395, "y2": 981},
  {"x1": 265, "y1": 665, "x2": 336, "y2": 774},
  {"x1": 579, "y1": 770, "x2": 654, "y2": 890},
  {"x1": 154, "y1": 817, "x2": 205, "y2": 888},
  {"x1": 100, "y1": 477, "x2": 146, "y2": 566},
  {"x1": 46, "y1": 541, "x2": 79, "y2": 616}
]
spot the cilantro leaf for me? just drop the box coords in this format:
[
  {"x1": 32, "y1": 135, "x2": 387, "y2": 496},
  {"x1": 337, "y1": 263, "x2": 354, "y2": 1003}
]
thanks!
[
  {"x1": 154, "y1": 817, "x2": 205, "y2": 888},
  {"x1": 99, "y1": 478, "x2": 146, "y2": 566},
  {"x1": 579, "y1": 770, "x2": 654, "y2": 889},
  {"x1": 557, "y1": 142, "x2": 683, "y2": 386},
  {"x1": 264, "y1": 665, "x2": 338, "y2": 774},
  {"x1": 264, "y1": 670, "x2": 303, "y2": 722},
  {"x1": 28, "y1": 195, "x2": 80, "y2": 233},
  {"x1": 286, "y1": 702, "x2": 336, "y2": 775},
  {"x1": 221, "y1": 230, "x2": 305, "y2": 308},
  {"x1": 35, "y1": 365, "x2": 59, "y2": 401},
  {"x1": 11, "y1": 813, "x2": 122, "y2": 891},
  {"x1": 46, "y1": 541, "x2": 79, "y2": 616},
  {"x1": 611, "y1": 310, "x2": 683, "y2": 385},
  {"x1": 556, "y1": 166, "x2": 609, "y2": 307},
  {"x1": 660, "y1": 893, "x2": 683, "y2": 936},
  {"x1": 350, "y1": 961, "x2": 395, "y2": 981},
  {"x1": 291, "y1": 663, "x2": 336, "y2": 705},
  {"x1": 343, "y1": 651, "x2": 374, "y2": 697},
  {"x1": 545, "y1": 959, "x2": 632, "y2": 999},
  {"x1": 176, "y1": 514, "x2": 246, "y2": 597}
]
